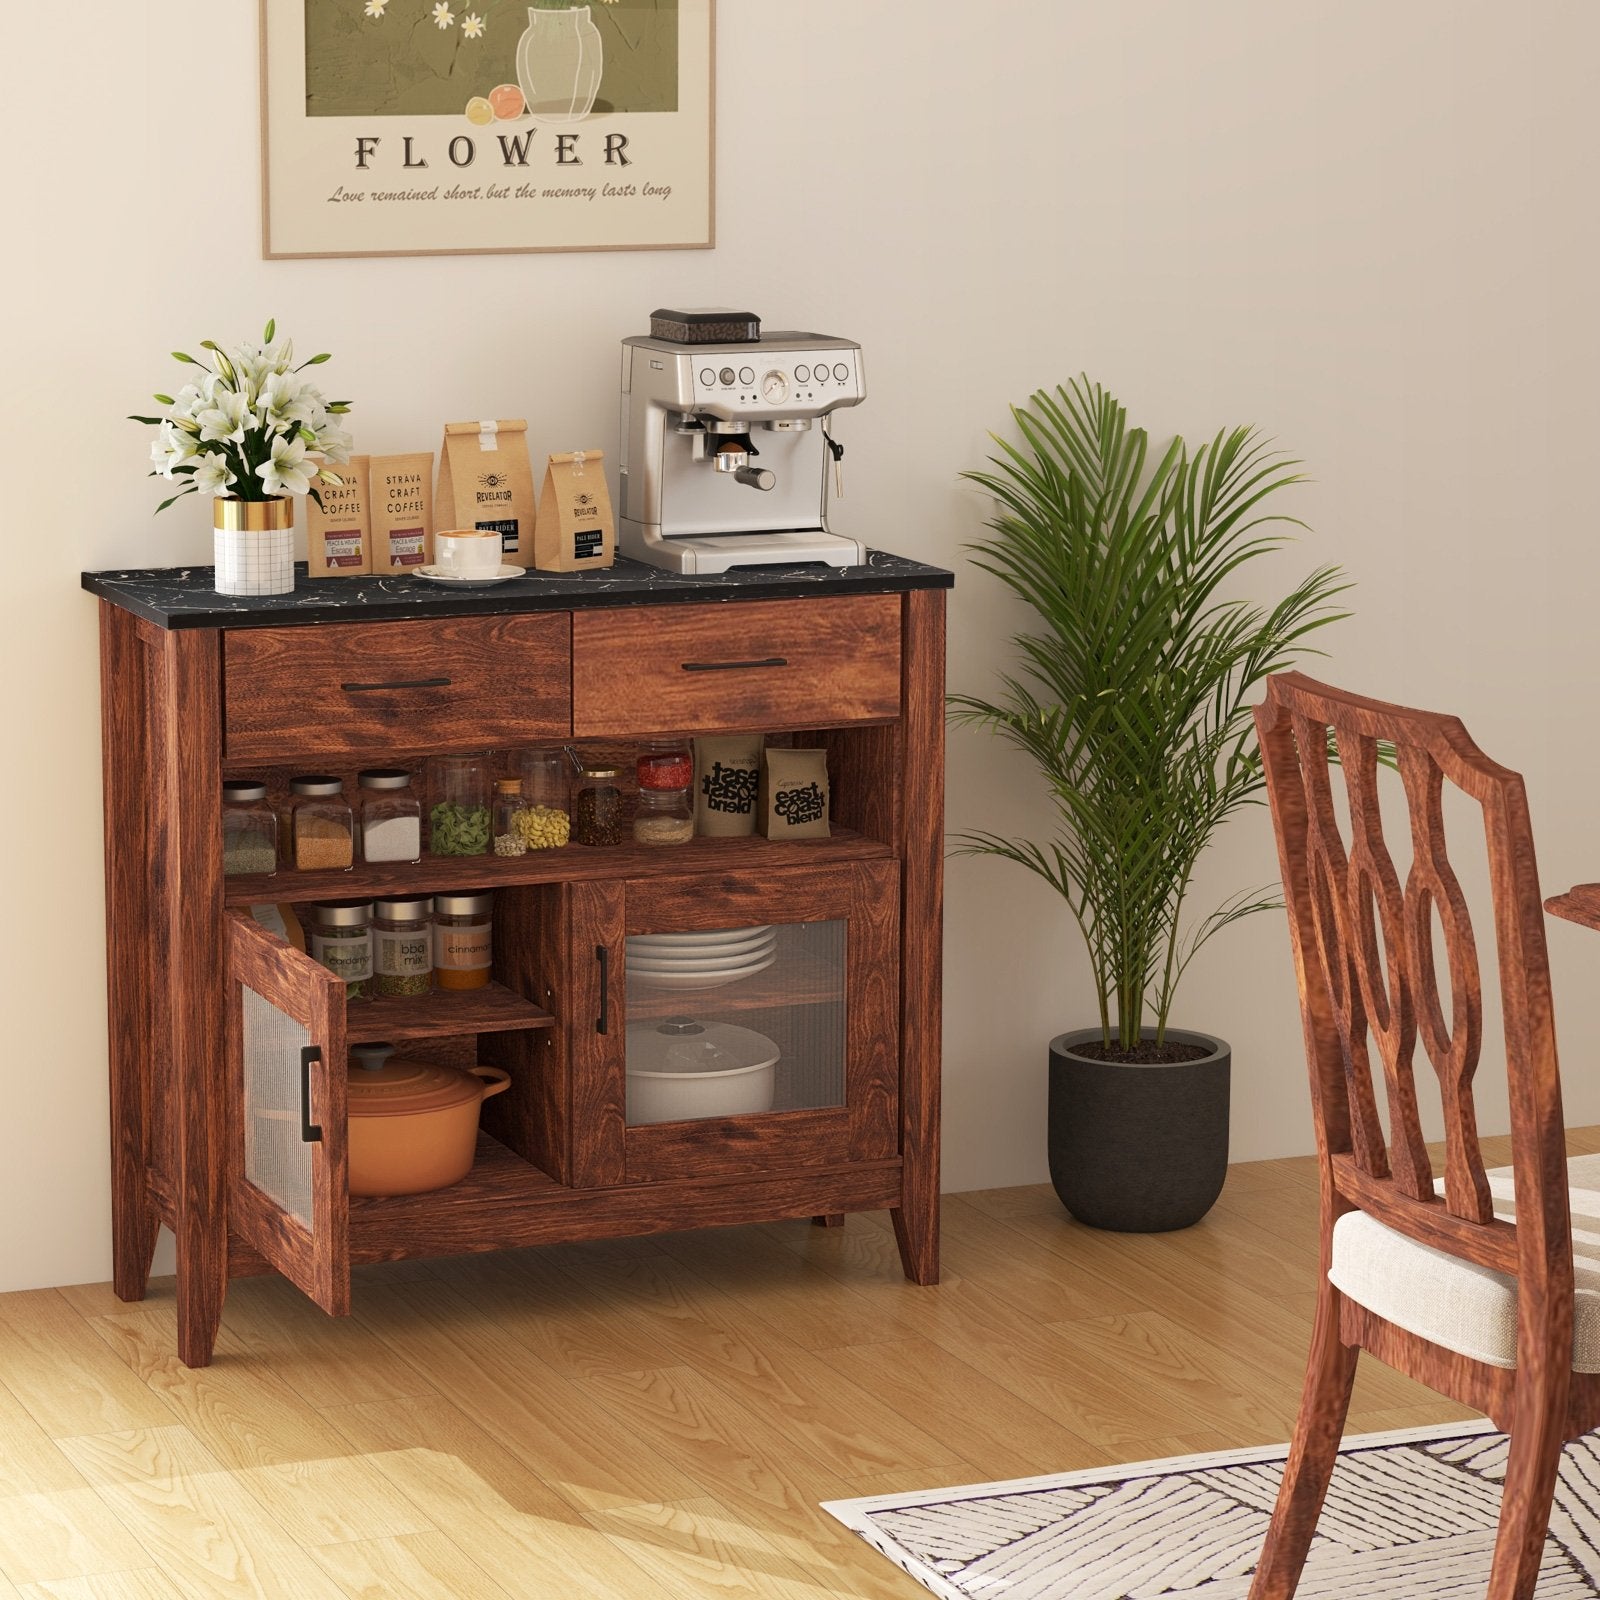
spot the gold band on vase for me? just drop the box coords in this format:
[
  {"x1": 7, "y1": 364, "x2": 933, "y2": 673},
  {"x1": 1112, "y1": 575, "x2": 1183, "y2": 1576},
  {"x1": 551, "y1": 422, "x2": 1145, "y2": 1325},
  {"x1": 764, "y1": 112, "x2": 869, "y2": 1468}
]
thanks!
[{"x1": 214, "y1": 497, "x2": 294, "y2": 533}]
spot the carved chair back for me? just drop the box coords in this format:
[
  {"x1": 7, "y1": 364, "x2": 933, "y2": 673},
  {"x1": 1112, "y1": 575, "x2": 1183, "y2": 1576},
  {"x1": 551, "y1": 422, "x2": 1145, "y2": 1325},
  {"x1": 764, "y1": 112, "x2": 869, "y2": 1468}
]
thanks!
[{"x1": 1254, "y1": 673, "x2": 1568, "y2": 1331}]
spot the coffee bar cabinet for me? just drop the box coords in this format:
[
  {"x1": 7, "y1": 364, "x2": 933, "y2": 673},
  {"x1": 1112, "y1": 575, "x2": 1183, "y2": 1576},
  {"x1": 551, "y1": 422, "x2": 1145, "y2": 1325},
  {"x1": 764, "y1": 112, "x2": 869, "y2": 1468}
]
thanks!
[{"x1": 84, "y1": 554, "x2": 950, "y2": 1365}]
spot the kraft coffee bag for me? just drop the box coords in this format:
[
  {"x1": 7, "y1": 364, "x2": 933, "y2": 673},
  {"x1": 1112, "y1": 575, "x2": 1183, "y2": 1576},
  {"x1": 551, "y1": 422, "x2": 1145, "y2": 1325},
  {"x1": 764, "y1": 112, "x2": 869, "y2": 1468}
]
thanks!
[
  {"x1": 758, "y1": 748, "x2": 831, "y2": 840},
  {"x1": 370, "y1": 452, "x2": 434, "y2": 572},
  {"x1": 534, "y1": 449, "x2": 616, "y2": 572},
  {"x1": 306, "y1": 454, "x2": 371, "y2": 577},
  {"x1": 437, "y1": 419, "x2": 537, "y2": 567},
  {"x1": 695, "y1": 733, "x2": 763, "y2": 838}
]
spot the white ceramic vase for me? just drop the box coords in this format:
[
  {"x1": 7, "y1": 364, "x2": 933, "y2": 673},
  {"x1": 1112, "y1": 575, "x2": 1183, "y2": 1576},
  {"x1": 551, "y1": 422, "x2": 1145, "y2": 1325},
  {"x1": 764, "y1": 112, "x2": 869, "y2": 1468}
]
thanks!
[{"x1": 213, "y1": 497, "x2": 295, "y2": 597}]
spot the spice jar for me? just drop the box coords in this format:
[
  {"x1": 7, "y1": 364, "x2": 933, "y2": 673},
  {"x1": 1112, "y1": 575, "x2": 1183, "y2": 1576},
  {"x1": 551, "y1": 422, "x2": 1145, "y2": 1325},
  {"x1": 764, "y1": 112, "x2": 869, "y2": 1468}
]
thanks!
[
  {"x1": 373, "y1": 896, "x2": 433, "y2": 997},
  {"x1": 433, "y1": 892, "x2": 493, "y2": 991},
  {"x1": 427, "y1": 755, "x2": 491, "y2": 857},
  {"x1": 289, "y1": 777, "x2": 355, "y2": 872},
  {"x1": 493, "y1": 778, "x2": 529, "y2": 858},
  {"x1": 634, "y1": 750, "x2": 694, "y2": 847},
  {"x1": 573, "y1": 766, "x2": 625, "y2": 847},
  {"x1": 514, "y1": 747, "x2": 572, "y2": 850},
  {"x1": 222, "y1": 780, "x2": 277, "y2": 877},
  {"x1": 359, "y1": 769, "x2": 422, "y2": 864},
  {"x1": 306, "y1": 901, "x2": 372, "y2": 1001}
]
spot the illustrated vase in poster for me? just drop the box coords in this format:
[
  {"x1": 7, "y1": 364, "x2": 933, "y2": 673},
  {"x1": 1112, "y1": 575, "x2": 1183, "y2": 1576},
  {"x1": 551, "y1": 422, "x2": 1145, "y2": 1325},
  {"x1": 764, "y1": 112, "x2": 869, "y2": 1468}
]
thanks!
[
  {"x1": 261, "y1": 0, "x2": 714, "y2": 258},
  {"x1": 517, "y1": 6, "x2": 604, "y2": 123}
]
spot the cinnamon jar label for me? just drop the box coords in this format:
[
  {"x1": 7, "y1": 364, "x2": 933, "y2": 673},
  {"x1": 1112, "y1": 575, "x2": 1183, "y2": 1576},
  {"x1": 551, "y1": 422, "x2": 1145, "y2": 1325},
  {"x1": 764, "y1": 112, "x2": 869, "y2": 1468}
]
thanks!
[
  {"x1": 437, "y1": 420, "x2": 537, "y2": 567},
  {"x1": 306, "y1": 455, "x2": 371, "y2": 577},
  {"x1": 370, "y1": 452, "x2": 434, "y2": 572},
  {"x1": 533, "y1": 449, "x2": 616, "y2": 572},
  {"x1": 435, "y1": 924, "x2": 492, "y2": 970}
]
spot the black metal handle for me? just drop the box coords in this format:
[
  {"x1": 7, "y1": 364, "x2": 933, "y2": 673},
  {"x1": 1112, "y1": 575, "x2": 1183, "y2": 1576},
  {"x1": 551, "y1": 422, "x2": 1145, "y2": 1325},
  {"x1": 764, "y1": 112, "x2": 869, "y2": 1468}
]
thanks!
[
  {"x1": 595, "y1": 945, "x2": 611, "y2": 1035},
  {"x1": 340, "y1": 677, "x2": 452, "y2": 692},
  {"x1": 299, "y1": 1046, "x2": 324, "y2": 1144},
  {"x1": 679, "y1": 657, "x2": 788, "y2": 673}
]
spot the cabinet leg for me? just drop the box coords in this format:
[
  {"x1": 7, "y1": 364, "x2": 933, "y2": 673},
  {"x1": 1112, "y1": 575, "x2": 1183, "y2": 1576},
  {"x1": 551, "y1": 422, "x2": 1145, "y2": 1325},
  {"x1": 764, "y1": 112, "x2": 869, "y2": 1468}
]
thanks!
[
  {"x1": 112, "y1": 1201, "x2": 159, "y2": 1303},
  {"x1": 811, "y1": 1213, "x2": 845, "y2": 1229},
  {"x1": 175, "y1": 1223, "x2": 227, "y2": 1368},
  {"x1": 891, "y1": 1196, "x2": 940, "y2": 1285}
]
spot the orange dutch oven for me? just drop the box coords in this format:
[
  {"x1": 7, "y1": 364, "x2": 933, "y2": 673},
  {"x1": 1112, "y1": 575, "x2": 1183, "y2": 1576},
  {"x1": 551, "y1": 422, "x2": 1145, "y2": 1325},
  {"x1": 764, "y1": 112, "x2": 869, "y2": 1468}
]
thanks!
[{"x1": 347, "y1": 1044, "x2": 511, "y2": 1196}]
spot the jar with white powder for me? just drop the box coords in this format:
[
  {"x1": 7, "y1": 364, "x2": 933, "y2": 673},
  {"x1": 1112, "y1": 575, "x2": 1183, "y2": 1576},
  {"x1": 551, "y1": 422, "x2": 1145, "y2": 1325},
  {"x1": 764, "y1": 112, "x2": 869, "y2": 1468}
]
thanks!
[{"x1": 358, "y1": 768, "x2": 423, "y2": 863}]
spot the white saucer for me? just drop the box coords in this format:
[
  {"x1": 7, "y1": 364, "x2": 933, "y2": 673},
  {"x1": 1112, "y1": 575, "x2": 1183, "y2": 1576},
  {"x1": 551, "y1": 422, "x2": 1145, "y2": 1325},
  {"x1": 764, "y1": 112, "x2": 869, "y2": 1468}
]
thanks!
[{"x1": 414, "y1": 564, "x2": 523, "y2": 586}]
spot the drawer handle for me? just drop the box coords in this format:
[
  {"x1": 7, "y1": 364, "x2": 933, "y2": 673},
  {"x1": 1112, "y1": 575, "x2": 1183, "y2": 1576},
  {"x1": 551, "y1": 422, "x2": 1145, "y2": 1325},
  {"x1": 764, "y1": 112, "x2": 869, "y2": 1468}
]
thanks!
[
  {"x1": 300, "y1": 1046, "x2": 324, "y2": 1144},
  {"x1": 340, "y1": 677, "x2": 453, "y2": 693},
  {"x1": 679, "y1": 657, "x2": 789, "y2": 673}
]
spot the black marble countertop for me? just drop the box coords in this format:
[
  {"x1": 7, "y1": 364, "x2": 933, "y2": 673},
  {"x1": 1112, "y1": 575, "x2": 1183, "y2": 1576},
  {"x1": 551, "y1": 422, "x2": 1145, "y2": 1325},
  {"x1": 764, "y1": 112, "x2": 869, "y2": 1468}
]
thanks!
[{"x1": 82, "y1": 549, "x2": 954, "y2": 631}]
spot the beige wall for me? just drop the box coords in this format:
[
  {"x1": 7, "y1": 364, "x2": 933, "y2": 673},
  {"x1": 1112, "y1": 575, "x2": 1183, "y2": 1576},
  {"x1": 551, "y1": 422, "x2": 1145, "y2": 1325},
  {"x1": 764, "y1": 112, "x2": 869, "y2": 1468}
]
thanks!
[{"x1": 3, "y1": 1, "x2": 1596, "y2": 1290}]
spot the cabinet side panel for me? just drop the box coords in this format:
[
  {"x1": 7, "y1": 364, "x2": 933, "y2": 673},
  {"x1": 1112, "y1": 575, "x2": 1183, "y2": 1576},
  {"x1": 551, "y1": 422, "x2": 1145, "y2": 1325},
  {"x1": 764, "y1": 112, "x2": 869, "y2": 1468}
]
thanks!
[
  {"x1": 100, "y1": 603, "x2": 160, "y2": 1299},
  {"x1": 892, "y1": 587, "x2": 945, "y2": 1284},
  {"x1": 482, "y1": 883, "x2": 569, "y2": 1183}
]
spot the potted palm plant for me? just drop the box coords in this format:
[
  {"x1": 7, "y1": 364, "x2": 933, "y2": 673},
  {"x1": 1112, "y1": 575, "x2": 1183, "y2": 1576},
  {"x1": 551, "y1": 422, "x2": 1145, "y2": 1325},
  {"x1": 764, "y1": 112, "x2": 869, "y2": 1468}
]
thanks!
[{"x1": 953, "y1": 378, "x2": 1348, "y2": 1231}]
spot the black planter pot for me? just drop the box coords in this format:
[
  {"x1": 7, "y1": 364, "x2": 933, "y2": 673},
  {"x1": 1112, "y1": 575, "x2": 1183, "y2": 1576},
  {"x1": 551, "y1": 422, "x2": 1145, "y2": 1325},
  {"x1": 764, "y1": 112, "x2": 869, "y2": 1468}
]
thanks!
[{"x1": 1047, "y1": 1027, "x2": 1230, "y2": 1232}]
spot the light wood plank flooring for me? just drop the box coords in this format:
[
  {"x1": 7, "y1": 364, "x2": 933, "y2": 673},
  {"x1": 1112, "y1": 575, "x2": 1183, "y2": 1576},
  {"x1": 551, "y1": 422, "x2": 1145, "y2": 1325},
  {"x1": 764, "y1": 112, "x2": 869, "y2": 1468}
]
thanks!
[{"x1": 5, "y1": 1133, "x2": 1579, "y2": 1599}]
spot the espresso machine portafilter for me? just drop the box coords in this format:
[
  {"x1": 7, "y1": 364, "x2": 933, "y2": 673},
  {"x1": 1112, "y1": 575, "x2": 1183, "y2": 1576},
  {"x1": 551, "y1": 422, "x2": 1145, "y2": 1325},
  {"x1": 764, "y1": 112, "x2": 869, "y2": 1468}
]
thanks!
[{"x1": 618, "y1": 329, "x2": 867, "y2": 574}]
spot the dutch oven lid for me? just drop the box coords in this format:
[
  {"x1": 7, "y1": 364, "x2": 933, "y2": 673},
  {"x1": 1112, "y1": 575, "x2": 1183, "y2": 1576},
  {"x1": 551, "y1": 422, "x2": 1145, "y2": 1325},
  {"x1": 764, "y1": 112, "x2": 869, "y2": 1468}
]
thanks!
[{"x1": 347, "y1": 1044, "x2": 487, "y2": 1117}]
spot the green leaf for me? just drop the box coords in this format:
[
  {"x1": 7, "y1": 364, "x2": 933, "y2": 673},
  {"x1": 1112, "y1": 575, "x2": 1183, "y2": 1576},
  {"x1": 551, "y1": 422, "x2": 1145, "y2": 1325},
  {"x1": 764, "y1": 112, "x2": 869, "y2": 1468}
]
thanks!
[
  {"x1": 153, "y1": 486, "x2": 198, "y2": 514},
  {"x1": 127, "y1": 414, "x2": 162, "y2": 425}
]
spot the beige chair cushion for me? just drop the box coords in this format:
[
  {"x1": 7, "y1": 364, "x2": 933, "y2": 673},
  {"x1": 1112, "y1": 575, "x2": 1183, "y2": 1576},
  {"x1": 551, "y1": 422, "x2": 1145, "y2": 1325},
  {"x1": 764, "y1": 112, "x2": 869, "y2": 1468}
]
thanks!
[{"x1": 1328, "y1": 1151, "x2": 1600, "y2": 1372}]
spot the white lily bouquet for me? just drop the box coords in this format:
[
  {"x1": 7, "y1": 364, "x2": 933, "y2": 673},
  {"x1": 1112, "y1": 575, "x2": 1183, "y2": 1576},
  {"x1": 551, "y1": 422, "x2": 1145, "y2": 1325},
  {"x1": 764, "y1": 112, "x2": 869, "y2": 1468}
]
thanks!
[{"x1": 132, "y1": 318, "x2": 353, "y2": 514}]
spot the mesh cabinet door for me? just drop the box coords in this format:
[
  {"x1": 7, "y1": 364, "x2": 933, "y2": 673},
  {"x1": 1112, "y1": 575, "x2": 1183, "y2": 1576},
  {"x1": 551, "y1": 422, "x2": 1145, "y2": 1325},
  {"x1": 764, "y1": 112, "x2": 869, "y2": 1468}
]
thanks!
[{"x1": 225, "y1": 911, "x2": 350, "y2": 1315}]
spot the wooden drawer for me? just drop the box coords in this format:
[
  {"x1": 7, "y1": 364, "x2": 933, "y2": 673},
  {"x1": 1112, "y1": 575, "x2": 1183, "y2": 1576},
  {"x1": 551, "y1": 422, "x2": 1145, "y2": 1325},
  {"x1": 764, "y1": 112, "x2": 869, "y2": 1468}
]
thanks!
[
  {"x1": 224, "y1": 614, "x2": 571, "y2": 761},
  {"x1": 571, "y1": 596, "x2": 901, "y2": 737}
]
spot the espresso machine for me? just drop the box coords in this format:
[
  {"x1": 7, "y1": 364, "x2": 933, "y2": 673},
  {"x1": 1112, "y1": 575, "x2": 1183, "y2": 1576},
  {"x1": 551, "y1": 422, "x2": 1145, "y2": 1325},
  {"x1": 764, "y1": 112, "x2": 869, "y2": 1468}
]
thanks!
[{"x1": 618, "y1": 322, "x2": 867, "y2": 573}]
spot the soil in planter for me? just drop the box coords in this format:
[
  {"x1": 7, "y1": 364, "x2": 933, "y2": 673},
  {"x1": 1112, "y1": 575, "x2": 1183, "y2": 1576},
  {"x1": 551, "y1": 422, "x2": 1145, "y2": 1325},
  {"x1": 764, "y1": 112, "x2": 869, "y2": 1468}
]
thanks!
[{"x1": 1067, "y1": 1039, "x2": 1213, "y2": 1066}]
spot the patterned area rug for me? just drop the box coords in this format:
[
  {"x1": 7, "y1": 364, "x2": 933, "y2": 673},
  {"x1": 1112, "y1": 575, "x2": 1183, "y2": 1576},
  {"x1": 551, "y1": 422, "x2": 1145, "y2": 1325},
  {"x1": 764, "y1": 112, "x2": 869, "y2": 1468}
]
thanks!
[{"x1": 823, "y1": 1421, "x2": 1600, "y2": 1598}]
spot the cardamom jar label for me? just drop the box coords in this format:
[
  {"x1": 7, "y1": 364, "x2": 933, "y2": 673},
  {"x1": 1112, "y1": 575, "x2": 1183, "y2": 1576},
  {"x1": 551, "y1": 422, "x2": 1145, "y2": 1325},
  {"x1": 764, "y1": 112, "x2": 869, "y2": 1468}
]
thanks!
[{"x1": 310, "y1": 931, "x2": 373, "y2": 982}]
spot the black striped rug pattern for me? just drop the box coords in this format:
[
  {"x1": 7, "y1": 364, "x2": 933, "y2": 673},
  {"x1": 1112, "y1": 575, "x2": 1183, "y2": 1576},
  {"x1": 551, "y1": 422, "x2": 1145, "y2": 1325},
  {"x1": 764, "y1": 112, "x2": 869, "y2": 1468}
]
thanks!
[{"x1": 823, "y1": 1422, "x2": 1600, "y2": 1598}]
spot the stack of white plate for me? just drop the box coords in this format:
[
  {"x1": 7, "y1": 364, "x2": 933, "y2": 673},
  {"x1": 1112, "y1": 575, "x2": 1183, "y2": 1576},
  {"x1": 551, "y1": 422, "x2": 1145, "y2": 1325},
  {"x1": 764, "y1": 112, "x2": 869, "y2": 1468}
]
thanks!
[{"x1": 627, "y1": 925, "x2": 777, "y2": 991}]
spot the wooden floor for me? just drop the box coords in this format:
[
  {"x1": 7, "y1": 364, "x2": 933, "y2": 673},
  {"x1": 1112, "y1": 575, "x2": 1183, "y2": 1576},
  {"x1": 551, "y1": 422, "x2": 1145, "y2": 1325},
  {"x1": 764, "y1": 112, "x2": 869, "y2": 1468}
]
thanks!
[{"x1": 4, "y1": 1133, "x2": 1580, "y2": 1599}]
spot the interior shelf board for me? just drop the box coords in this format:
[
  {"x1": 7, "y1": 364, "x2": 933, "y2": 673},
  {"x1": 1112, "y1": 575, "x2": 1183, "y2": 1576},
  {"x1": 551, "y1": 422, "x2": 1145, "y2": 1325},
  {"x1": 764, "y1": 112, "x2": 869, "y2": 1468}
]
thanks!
[
  {"x1": 349, "y1": 1132, "x2": 560, "y2": 1224},
  {"x1": 625, "y1": 950, "x2": 843, "y2": 1019},
  {"x1": 223, "y1": 827, "x2": 893, "y2": 905},
  {"x1": 345, "y1": 982, "x2": 553, "y2": 1043}
]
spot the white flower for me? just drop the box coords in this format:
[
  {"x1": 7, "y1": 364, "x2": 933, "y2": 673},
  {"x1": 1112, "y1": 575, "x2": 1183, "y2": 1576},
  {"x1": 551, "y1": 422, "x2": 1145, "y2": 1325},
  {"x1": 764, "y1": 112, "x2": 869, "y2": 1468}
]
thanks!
[
  {"x1": 309, "y1": 420, "x2": 354, "y2": 465},
  {"x1": 257, "y1": 370, "x2": 314, "y2": 431},
  {"x1": 364, "y1": 0, "x2": 388, "y2": 14},
  {"x1": 196, "y1": 389, "x2": 253, "y2": 446},
  {"x1": 432, "y1": 3, "x2": 454, "y2": 27},
  {"x1": 257, "y1": 433, "x2": 314, "y2": 497},
  {"x1": 169, "y1": 381, "x2": 213, "y2": 421},
  {"x1": 150, "y1": 421, "x2": 199, "y2": 478},
  {"x1": 461, "y1": 12, "x2": 484, "y2": 37},
  {"x1": 192, "y1": 453, "x2": 237, "y2": 496}
]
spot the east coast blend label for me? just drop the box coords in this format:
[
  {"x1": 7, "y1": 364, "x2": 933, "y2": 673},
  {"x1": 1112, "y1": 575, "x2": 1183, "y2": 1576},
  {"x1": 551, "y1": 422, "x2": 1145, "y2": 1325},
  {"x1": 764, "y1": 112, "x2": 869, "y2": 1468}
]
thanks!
[{"x1": 263, "y1": 0, "x2": 714, "y2": 257}]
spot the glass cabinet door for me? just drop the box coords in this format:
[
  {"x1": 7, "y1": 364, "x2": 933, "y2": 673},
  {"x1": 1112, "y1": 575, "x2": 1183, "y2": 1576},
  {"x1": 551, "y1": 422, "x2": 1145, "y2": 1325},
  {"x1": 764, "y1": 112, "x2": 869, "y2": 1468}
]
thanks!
[
  {"x1": 584, "y1": 861, "x2": 899, "y2": 1185},
  {"x1": 224, "y1": 910, "x2": 350, "y2": 1315}
]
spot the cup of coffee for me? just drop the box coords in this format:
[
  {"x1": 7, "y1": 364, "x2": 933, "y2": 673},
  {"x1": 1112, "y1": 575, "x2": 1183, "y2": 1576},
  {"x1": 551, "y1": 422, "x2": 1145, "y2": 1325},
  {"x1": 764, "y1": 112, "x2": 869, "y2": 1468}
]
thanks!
[{"x1": 436, "y1": 529, "x2": 504, "y2": 578}]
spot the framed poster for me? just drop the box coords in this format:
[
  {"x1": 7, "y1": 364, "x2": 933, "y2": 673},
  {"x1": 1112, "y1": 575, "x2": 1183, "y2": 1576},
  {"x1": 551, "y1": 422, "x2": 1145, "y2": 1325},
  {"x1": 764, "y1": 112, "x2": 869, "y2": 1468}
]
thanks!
[{"x1": 261, "y1": 0, "x2": 714, "y2": 258}]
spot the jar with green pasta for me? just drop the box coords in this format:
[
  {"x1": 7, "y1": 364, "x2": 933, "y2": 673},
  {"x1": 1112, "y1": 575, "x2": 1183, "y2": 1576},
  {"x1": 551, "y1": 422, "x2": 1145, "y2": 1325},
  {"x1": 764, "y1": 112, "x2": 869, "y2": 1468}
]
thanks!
[{"x1": 427, "y1": 754, "x2": 491, "y2": 857}]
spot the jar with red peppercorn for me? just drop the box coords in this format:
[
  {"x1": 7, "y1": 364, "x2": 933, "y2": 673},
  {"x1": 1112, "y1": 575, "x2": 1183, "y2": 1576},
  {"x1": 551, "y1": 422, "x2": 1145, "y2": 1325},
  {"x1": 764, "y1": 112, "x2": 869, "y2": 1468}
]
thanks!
[{"x1": 634, "y1": 745, "x2": 695, "y2": 846}]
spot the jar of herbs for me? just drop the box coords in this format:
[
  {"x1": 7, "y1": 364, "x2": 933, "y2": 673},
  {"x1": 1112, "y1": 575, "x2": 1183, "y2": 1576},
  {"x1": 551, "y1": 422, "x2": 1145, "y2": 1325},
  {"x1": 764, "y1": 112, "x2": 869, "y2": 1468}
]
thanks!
[
  {"x1": 222, "y1": 780, "x2": 277, "y2": 876},
  {"x1": 573, "y1": 766, "x2": 625, "y2": 847},
  {"x1": 493, "y1": 778, "x2": 529, "y2": 857},
  {"x1": 433, "y1": 892, "x2": 493, "y2": 991},
  {"x1": 372, "y1": 896, "x2": 433, "y2": 997},
  {"x1": 359, "y1": 769, "x2": 422, "y2": 864},
  {"x1": 633, "y1": 748, "x2": 695, "y2": 847},
  {"x1": 427, "y1": 754, "x2": 491, "y2": 857},
  {"x1": 289, "y1": 777, "x2": 355, "y2": 872},
  {"x1": 306, "y1": 901, "x2": 372, "y2": 1001}
]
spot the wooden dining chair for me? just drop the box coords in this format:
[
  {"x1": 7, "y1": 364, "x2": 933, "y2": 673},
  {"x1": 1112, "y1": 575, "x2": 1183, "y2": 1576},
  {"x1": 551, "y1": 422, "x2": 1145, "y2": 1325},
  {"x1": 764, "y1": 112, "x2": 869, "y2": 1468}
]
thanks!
[{"x1": 1250, "y1": 671, "x2": 1591, "y2": 1600}]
